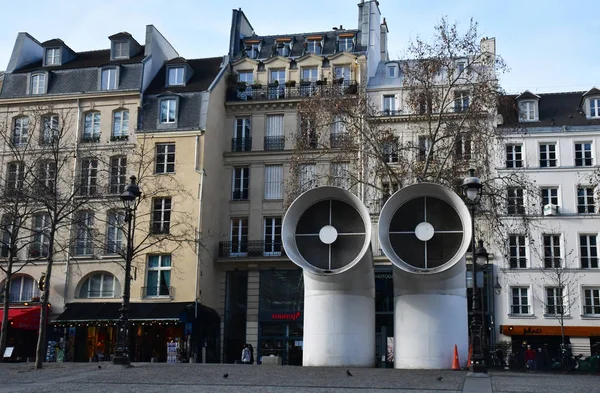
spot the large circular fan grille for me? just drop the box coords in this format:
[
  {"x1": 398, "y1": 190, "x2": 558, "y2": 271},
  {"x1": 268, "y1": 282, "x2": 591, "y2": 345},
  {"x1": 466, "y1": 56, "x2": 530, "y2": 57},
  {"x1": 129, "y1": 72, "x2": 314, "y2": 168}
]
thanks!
[
  {"x1": 388, "y1": 196, "x2": 464, "y2": 271},
  {"x1": 295, "y1": 198, "x2": 367, "y2": 272}
]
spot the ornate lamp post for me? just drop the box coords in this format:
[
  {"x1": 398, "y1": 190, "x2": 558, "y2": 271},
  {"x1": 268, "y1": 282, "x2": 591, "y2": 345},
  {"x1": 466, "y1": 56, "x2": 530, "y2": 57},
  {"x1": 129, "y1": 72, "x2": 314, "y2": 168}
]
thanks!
[
  {"x1": 113, "y1": 176, "x2": 142, "y2": 366},
  {"x1": 461, "y1": 168, "x2": 488, "y2": 373}
]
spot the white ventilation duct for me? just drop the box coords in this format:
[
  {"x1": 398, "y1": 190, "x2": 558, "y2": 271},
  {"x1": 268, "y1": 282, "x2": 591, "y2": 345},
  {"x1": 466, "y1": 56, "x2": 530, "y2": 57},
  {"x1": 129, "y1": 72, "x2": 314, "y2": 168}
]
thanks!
[
  {"x1": 378, "y1": 183, "x2": 471, "y2": 369},
  {"x1": 282, "y1": 186, "x2": 375, "y2": 367}
]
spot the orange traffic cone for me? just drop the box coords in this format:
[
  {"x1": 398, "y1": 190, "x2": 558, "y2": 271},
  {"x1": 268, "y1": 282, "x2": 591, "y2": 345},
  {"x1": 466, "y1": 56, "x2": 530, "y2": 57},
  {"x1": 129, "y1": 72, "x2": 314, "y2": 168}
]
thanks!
[
  {"x1": 466, "y1": 343, "x2": 472, "y2": 368},
  {"x1": 452, "y1": 344, "x2": 461, "y2": 370}
]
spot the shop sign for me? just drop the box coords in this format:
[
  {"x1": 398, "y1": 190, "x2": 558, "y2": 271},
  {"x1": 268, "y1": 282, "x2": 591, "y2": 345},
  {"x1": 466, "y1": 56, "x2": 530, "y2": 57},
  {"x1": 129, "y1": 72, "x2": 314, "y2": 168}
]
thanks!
[
  {"x1": 260, "y1": 311, "x2": 302, "y2": 321},
  {"x1": 502, "y1": 325, "x2": 600, "y2": 336}
]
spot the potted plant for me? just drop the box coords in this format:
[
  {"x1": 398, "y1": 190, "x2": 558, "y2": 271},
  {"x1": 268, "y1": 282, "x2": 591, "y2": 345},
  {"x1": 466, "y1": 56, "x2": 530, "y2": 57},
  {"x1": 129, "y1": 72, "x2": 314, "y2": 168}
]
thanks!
[
  {"x1": 344, "y1": 83, "x2": 358, "y2": 95},
  {"x1": 285, "y1": 80, "x2": 296, "y2": 87},
  {"x1": 237, "y1": 82, "x2": 248, "y2": 92},
  {"x1": 251, "y1": 83, "x2": 262, "y2": 89},
  {"x1": 333, "y1": 77, "x2": 344, "y2": 85},
  {"x1": 268, "y1": 80, "x2": 279, "y2": 88},
  {"x1": 300, "y1": 79, "x2": 311, "y2": 86},
  {"x1": 316, "y1": 78, "x2": 327, "y2": 86}
]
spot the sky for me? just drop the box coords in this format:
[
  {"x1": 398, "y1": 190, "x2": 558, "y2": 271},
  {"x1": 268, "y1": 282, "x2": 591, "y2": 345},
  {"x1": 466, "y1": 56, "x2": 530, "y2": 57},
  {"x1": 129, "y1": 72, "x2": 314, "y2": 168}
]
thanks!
[{"x1": 0, "y1": 0, "x2": 597, "y2": 94}]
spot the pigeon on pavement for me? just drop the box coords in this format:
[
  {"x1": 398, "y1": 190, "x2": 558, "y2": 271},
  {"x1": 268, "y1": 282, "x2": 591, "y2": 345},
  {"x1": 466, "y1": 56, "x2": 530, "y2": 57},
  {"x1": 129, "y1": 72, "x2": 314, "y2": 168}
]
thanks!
[
  {"x1": 346, "y1": 370, "x2": 353, "y2": 377},
  {"x1": 436, "y1": 376, "x2": 443, "y2": 381},
  {"x1": 223, "y1": 373, "x2": 229, "y2": 378}
]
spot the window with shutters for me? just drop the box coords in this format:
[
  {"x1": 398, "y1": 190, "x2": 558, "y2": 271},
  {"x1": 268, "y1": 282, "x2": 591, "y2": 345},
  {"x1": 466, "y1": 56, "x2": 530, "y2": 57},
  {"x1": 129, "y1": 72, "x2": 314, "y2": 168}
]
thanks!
[
  {"x1": 232, "y1": 167, "x2": 249, "y2": 200},
  {"x1": 264, "y1": 165, "x2": 283, "y2": 200},
  {"x1": 265, "y1": 115, "x2": 285, "y2": 150},
  {"x1": 264, "y1": 217, "x2": 282, "y2": 256},
  {"x1": 298, "y1": 164, "x2": 316, "y2": 193},
  {"x1": 151, "y1": 198, "x2": 171, "y2": 234},
  {"x1": 580, "y1": 234, "x2": 598, "y2": 269}
]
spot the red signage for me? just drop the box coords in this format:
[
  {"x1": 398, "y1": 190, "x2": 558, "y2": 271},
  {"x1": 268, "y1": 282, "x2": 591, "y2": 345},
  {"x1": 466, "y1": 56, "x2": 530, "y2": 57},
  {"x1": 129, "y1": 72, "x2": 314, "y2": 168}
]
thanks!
[{"x1": 271, "y1": 312, "x2": 301, "y2": 321}]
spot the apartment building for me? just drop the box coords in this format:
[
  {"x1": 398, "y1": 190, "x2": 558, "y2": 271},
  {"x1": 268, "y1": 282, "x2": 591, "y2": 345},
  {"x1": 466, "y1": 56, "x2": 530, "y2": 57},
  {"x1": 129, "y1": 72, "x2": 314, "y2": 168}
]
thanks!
[
  {"x1": 0, "y1": 27, "x2": 225, "y2": 362},
  {"x1": 494, "y1": 89, "x2": 600, "y2": 358},
  {"x1": 219, "y1": 1, "x2": 388, "y2": 365}
]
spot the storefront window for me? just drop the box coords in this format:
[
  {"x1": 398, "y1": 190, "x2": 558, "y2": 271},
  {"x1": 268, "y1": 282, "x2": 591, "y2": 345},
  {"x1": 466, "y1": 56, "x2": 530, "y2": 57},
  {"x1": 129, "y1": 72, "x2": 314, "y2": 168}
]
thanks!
[
  {"x1": 259, "y1": 269, "x2": 304, "y2": 311},
  {"x1": 224, "y1": 270, "x2": 248, "y2": 363}
]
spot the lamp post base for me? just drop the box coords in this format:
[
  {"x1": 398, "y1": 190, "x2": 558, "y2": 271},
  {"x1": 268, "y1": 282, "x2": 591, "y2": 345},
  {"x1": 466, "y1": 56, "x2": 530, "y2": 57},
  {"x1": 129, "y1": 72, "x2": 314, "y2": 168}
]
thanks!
[
  {"x1": 112, "y1": 355, "x2": 131, "y2": 366},
  {"x1": 469, "y1": 360, "x2": 488, "y2": 374}
]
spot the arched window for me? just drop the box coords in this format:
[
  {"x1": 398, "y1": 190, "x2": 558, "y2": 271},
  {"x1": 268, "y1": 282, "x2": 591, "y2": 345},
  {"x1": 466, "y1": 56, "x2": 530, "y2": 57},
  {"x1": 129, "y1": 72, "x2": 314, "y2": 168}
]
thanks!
[
  {"x1": 0, "y1": 275, "x2": 38, "y2": 303},
  {"x1": 78, "y1": 272, "x2": 121, "y2": 298}
]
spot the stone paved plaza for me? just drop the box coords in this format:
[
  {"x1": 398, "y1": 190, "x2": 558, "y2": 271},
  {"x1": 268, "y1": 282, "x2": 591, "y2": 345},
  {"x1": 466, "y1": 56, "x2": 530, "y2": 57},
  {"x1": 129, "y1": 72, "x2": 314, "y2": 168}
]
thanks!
[{"x1": 0, "y1": 363, "x2": 599, "y2": 393}]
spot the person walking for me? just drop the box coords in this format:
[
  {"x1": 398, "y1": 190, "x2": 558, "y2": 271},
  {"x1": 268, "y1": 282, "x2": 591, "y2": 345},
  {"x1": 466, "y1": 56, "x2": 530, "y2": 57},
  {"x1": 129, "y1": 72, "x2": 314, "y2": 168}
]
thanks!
[
  {"x1": 241, "y1": 344, "x2": 251, "y2": 364},
  {"x1": 525, "y1": 345, "x2": 536, "y2": 371}
]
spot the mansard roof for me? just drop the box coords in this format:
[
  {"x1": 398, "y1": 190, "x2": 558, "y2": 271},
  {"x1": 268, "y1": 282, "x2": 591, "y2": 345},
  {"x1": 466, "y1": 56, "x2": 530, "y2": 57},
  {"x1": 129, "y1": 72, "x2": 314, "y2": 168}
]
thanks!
[{"x1": 145, "y1": 56, "x2": 223, "y2": 94}]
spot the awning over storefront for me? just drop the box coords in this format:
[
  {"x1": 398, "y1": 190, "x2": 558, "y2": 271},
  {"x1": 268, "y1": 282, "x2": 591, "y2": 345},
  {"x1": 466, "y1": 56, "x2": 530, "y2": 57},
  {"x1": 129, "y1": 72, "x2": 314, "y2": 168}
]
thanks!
[
  {"x1": 501, "y1": 325, "x2": 600, "y2": 337},
  {"x1": 0, "y1": 306, "x2": 41, "y2": 330},
  {"x1": 52, "y1": 302, "x2": 209, "y2": 323}
]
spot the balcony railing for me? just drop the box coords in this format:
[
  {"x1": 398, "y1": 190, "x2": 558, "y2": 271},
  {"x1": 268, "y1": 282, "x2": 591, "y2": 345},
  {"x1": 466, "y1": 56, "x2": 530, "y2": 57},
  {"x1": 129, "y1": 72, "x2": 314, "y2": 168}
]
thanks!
[
  {"x1": 107, "y1": 183, "x2": 126, "y2": 195},
  {"x1": 228, "y1": 82, "x2": 359, "y2": 102},
  {"x1": 110, "y1": 135, "x2": 129, "y2": 142},
  {"x1": 232, "y1": 190, "x2": 249, "y2": 201},
  {"x1": 142, "y1": 286, "x2": 174, "y2": 298},
  {"x1": 264, "y1": 136, "x2": 285, "y2": 151},
  {"x1": 81, "y1": 135, "x2": 100, "y2": 143},
  {"x1": 70, "y1": 244, "x2": 96, "y2": 257},
  {"x1": 378, "y1": 109, "x2": 402, "y2": 116},
  {"x1": 330, "y1": 133, "x2": 352, "y2": 148},
  {"x1": 219, "y1": 240, "x2": 284, "y2": 258},
  {"x1": 232, "y1": 137, "x2": 252, "y2": 152}
]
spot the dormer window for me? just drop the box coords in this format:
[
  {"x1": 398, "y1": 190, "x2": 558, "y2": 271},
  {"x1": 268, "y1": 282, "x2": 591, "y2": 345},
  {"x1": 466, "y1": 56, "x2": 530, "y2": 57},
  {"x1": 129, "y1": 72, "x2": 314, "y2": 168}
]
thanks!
[
  {"x1": 387, "y1": 64, "x2": 398, "y2": 78},
  {"x1": 159, "y1": 98, "x2": 178, "y2": 124},
  {"x1": 276, "y1": 42, "x2": 291, "y2": 57},
  {"x1": 112, "y1": 41, "x2": 129, "y2": 59},
  {"x1": 45, "y1": 48, "x2": 60, "y2": 66},
  {"x1": 306, "y1": 40, "x2": 321, "y2": 55},
  {"x1": 246, "y1": 43, "x2": 260, "y2": 59},
  {"x1": 519, "y1": 100, "x2": 538, "y2": 122},
  {"x1": 167, "y1": 66, "x2": 184, "y2": 86},
  {"x1": 590, "y1": 98, "x2": 600, "y2": 118},
  {"x1": 338, "y1": 37, "x2": 353, "y2": 52},
  {"x1": 101, "y1": 67, "x2": 118, "y2": 90},
  {"x1": 31, "y1": 73, "x2": 46, "y2": 95}
]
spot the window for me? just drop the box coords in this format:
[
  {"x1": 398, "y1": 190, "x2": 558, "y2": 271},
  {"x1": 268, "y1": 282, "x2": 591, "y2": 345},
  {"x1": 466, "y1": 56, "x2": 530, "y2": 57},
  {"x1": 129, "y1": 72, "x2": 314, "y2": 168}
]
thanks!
[
  {"x1": 577, "y1": 186, "x2": 596, "y2": 213},
  {"x1": 590, "y1": 98, "x2": 600, "y2": 118},
  {"x1": 264, "y1": 165, "x2": 283, "y2": 200},
  {"x1": 270, "y1": 69, "x2": 286, "y2": 84},
  {"x1": 387, "y1": 65, "x2": 396, "y2": 78},
  {"x1": 79, "y1": 158, "x2": 98, "y2": 196},
  {"x1": 543, "y1": 234, "x2": 561, "y2": 268},
  {"x1": 31, "y1": 73, "x2": 46, "y2": 94},
  {"x1": 299, "y1": 116, "x2": 317, "y2": 148},
  {"x1": 232, "y1": 167, "x2": 249, "y2": 200},
  {"x1": 383, "y1": 95, "x2": 395, "y2": 114},
  {"x1": 109, "y1": 156, "x2": 127, "y2": 194},
  {"x1": 247, "y1": 43, "x2": 260, "y2": 59},
  {"x1": 0, "y1": 215, "x2": 11, "y2": 258},
  {"x1": 146, "y1": 255, "x2": 171, "y2": 297},
  {"x1": 454, "y1": 91, "x2": 469, "y2": 112},
  {"x1": 37, "y1": 161, "x2": 56, "y2": 192},
  {"x1": 334, "y1": 66, "x2": 351, "y2": 82},
  {"x1": 238, "y1": 71, "x2": 253, "y2": 84},
  {"x1": 383, "y1": 140, "x2": 399, "y2": 163},
  {"x1": 381, "y1": 182, "x2": 399, "y2": 206},
  {"x1": 520, "y1": 101, "x2": 538, "y2": 121},
  {"x1": 106, "y1": 211, "x2": 125, "y2": 255},
  {"x1": 338, "y1": 37, "x2": 353, "y2": 52},
  {"x1": 6, "y1": 162, "x2": 25, "y2": 193},
  {"x1": 79, "y1": 273, "x2": 120, "y2": 298},
  {"x1": 5, "y1": 275, "x2": 37, "y2": 303},
  {"x1": 265, "y1": 115, "x2": 284, "y2": 151},
  {"x1": 418, "y1": 136, "x2": 433, "y2": 162},
  {"x1": 233, "y1": 118, "x2": 251, "y2": 152},
  {"x1": 167, "y1": 66, "x2": 184, "y2": 86},
  {"x1": 101, "y1": 68, "x2": 118, "y2": 90},
  {"x1": 457, "y1": 61, "x2": 465, "y2": 74},
  {"x1": 580, "y1": 235, "x2": 598, "y2": 269},
  {"x1": 31, "y1": 213, "x2": 50, "y2": 258},
  {"x1": 575, "y1": 142, "x2": 593, "y2": 166},
  {"x1": 269, "y1": 69, "x2": 286, "y2": 99},
  {"x1": 159, "y1": 99, "x2": 177, "y2": 124},
  {"x1": 12, "y1": 117, "x2": 29, "y2": 146},
  {"x1": 301, "y1": 67, "x2": 318, "y2": 82},
  {"x1": 505, "y1": 144, "x2": 523, "y2": 168},
  {"x1": 539, "y1": 143, "x2": 557, "y2": 167},
  {"x1": 112, "y1": 41, "x2": 129, "y2": 59},
  {"x1": 509, "y1": 235, "x2": 527, "y2": 268},
  {"x1": 264, "y1": 217, "x2": 282, "y2": 256},
  {"x1": 583, "y1": 288, "x2": 600, "y2": 315},
  {"x1": 541, "y1": 187, "x2": 558, "y2": 206},
  {"x1": 83, "y1": 112, "x2": 101, "y2": 142},
  {"x1": 73, "y1": 211, "x2": 94, "y2": 256},
  {"x1": 155, "y1": 143, "x2": 175, "y2": 174},
  {"x1": 41, "y1": 114, "x2": 59, "y2": 145},
  {"x1": 151, "y1": 198, "x2": 171, "y2": 234},
  {"x1": 230, "y1": 218, "x2": 248, "y2": 255},
  {"x1": 330, "y1": 116, "x2": 347, "y2": 148},
  {"x1": 330, "y1": 162, "x2": 349, "y2": 188},
  {"x1": 507, "y1": 187, "x2": 525, "y2": 215},
  {"x1": 112, "y1": 110, "x2": 129, "y2": 138},
  {"x1": 298, "y1": 163, "x2": 316, "y2": 192},
  {"x1": 545, "y1": 287, "x2": 565, "y2": 315},
  {"x1": 510, "y1": 287, "x2": 530, "y2": 315},
  {"x1": 454, "y1": 134, "x2": 472, "y2": 160},
  {"x1": 306, "y1": 40, "x2": 321, "y2": 55},
  {"x1": 276, "y1": 42, "x2": 291, "y2": 57},
  {"x1": 45, "y1": 48, "x2": 60, "y2": 65}
]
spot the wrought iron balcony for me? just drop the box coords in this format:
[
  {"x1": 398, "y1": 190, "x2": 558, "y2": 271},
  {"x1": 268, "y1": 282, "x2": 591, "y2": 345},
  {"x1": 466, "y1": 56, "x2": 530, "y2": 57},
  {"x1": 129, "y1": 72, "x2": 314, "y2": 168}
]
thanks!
[
  {"x1": 330, "y1": 133, "x2": 352, "y2": 148},
  {"x1": 228, "y1": 82, "x2": 359, "y2": 102},
  {"x1": 232, "y1": 137, "x2": 252, "y2": 152},
  {"x1": 219, "y1": 240, "x2": 284, "y2": 258},
  {"x1": 110, "y1": 135, "x2": 129, "y2": 142},
  {"x1": 264, "y1": 136, "x2": 285, "y2": 151},
  {"x1": 378, "y1": 109, "x2": 402, "y2": 116},
  {"x1": 142, "y1": 286, "x2": 174, "y2": 298},
  {"x1": 70, "y1": 244, "x2": 96, "y2": 257},
  {"x1": 81, "y1": 135, "x2": 100, "y2": 143}
]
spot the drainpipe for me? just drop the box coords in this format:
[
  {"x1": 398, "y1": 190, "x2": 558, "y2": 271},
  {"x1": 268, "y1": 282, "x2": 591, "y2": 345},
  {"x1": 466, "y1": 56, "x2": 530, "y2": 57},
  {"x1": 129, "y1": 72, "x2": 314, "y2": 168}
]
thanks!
[{"x1": 194, "y1": 133, "x2": 206, "y2": 320}]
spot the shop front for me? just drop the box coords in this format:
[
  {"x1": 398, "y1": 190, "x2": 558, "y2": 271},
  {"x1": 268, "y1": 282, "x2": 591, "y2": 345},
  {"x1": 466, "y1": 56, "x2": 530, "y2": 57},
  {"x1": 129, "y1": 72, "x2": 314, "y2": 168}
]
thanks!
[
  {"x1": 0, "y1": 306, "x2": 42, "y2": 361},
  {"x1": 52, "y1": 302, "x2": 220, "y2": 363}
]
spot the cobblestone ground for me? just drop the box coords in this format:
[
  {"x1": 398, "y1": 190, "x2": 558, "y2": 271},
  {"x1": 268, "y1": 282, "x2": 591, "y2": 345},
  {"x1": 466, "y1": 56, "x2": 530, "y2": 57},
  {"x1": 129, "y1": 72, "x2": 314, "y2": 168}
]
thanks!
[{"x1": 0, "y1": 363, "x2": 598, "y2": 393}]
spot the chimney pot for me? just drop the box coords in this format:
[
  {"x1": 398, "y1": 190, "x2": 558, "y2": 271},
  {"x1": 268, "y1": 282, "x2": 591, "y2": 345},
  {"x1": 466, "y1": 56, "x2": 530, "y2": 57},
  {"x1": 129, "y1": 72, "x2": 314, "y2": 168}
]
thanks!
[{"x1": 340, "y1": 25, "x2": 343, "y2": 30}]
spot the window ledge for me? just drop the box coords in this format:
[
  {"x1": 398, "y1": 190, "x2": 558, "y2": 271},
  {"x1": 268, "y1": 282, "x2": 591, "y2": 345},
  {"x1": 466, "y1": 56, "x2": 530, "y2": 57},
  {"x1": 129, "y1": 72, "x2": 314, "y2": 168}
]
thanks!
[
  {"x1": 507, "y1": 314, "x2": 537, "y2": 319},
  {"x1": 580, "y1": 315, "x2": 600, "y2": 319},
  {"x1": 543, "y1": 314, "x2": 572, "y2": 319},
  {"x1": 263, "y1": 199, "x2": 284, "y2": 202},
  {"x1": 70, "y1": 255, "x2": 96, "y2": 260},
  {"x1": 154, "y1": 172, "x2": 176, "y2": 176}
]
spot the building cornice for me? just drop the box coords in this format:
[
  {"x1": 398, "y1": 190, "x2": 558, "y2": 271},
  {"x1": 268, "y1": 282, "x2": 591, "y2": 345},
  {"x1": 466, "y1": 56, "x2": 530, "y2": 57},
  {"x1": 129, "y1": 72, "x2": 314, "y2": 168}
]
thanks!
[{"x1": 0, "y1": 91, "x2": 140, "y2": 106}]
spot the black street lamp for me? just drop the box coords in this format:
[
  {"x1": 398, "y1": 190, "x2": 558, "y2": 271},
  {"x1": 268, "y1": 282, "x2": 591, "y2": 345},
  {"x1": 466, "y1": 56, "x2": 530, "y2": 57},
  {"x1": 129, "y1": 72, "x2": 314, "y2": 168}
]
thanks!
[
  {"x1": 461, "y1": 168, "x2": 488, "y2": 373},
  {"x1": 113, "y1": 176, "x2": 142, "y2": 366}
]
